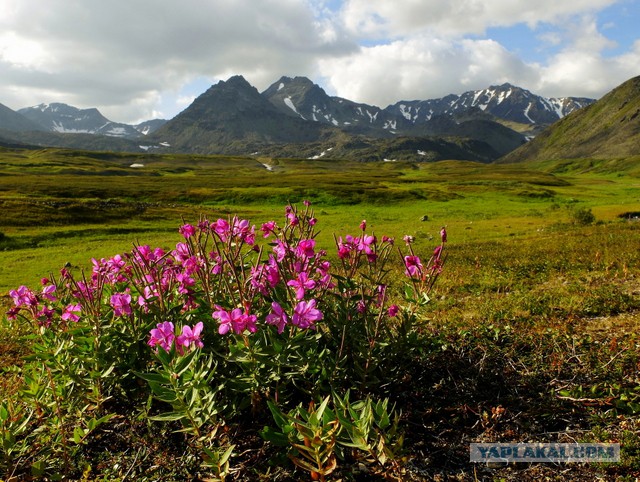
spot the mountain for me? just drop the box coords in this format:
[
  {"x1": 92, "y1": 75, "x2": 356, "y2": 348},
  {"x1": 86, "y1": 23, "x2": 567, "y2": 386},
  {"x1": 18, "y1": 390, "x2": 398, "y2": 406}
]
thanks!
[
  {"x1": 263, "y1": 76, "x2": 398, "y2": 135},
  {"x1": 148, "y1": 75, "x2": 519, "y2": 161},
  {"x1": 259, "y1": 77, "x2": 602, "y2": 158},
  {"x1": 18, "y1": 103, "x2": 143, "y2": 139},
  {"x1": 418, "y1": 109, "x2": 526, "y2": 155},
  {"x1": 0, "y1": 75, "x2": 598, "y2": 161},
  {"x1": 498, "y1": 75, "x2": 640, "y2": 163},
  {"x1": 256, "y1": 133, "x2": 501, "y2": 163},
  {"x1": 385, "y1": 83, "x2": 593, "y2": 128},
  {"x1": 134, "y1": 119, "x2": 167, "y2": 135},
  {"x1": 265, "y1": 78, "x2": 593, "y2": 135},
  {"x1": 0, "y1": 102, "x2": 44, "y2": 132},
  {"x1": 149, "y1": 75, "x2": 336, "y2": 154}
]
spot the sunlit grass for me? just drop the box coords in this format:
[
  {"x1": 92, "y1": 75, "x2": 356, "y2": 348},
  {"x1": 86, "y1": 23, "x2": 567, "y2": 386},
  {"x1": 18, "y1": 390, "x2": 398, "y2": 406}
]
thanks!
[
  {"x1": 2, "y1": 146, "x2": 640, "y2": 479},
  {"x1": 1, "y1": 147, "x2": 639, "y2": 293}
]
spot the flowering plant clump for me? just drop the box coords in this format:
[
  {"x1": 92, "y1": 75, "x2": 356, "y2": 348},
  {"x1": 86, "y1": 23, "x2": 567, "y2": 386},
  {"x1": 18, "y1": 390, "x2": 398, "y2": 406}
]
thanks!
[{"x1": 5, "y1": 202, "x2": 446, "y2": 479}]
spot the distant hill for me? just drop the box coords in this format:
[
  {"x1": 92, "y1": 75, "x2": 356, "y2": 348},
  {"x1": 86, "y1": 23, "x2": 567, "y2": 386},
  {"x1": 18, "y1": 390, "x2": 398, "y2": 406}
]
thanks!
[
  {"x1": 134, "y1": 118, "x2": 167, "y2": 136},
  {"x1": 0, "y1": 128, "x2": 145, "y2": 152},
  {"x1": 0, "y1": 102, "x2": 43, "y2": 132},
  {"x1": 19, "y1": 103, "x2": 143, "y2": 139},
  {"x1": 255, "y1": 133, "x2": 501, "y2": 163},
  {"x1": 499, "y1": 75, "x2": 640, "y2": 163}
]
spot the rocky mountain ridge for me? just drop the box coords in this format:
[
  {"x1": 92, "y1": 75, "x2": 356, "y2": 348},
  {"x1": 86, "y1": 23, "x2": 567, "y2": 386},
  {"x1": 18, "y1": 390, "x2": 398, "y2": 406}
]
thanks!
[
  {"x1": 0, "y1": 75, "x2": 599, "y2": 161},
  {"x1": 18, "y1": 103, "x2": 166, "y2": 139},
  {"x1": 264, "y1": 76, "x2": 592, "y2": 135}
]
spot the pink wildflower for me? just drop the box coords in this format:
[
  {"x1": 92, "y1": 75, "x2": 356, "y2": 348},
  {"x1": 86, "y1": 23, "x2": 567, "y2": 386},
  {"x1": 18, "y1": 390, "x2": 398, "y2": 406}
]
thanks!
[
  {"x1": 261, "y1": 220, "x2": 277, "y2": 238},
  {"x1": 287, "y1": 272, "x2": 316, "y2": 300},
  {"x1": 41, "y1": 284, "x2": 57, "y2": 302},
  {"x1": 9, "y1": 286, "x2": 36, "y2": 308},
  {"x1": 37, "y1": 306, "x2": 55, "y2": 327},
  {"x1": 179, "y1": 223, "x2": 196, "y2": 239},
  {"x1": 296, "y1": 239, "x2": 316, "y2": 258},
  {"x1": 404, "y1": 255, "x2": 423, "y2": 278},
  {"x1": 265, "y1": 302, "x2": 290, "y2": 334},
  {"x1": 292, "y1": 299, "x2": 323, "y2": 330},
  {"x1": 211, "y1": 218, "x2": 230, "y2": 241},
  {"x1": 213, "y1": 307, "x2": 257, "y2": 335},
  {"x1": 148, "y1": 321, "x2": 175, "y2": 352},
  {"x1": 61, "y1": 303, "x2": 82, "y2": 323},
  {"x1": 110, "y1": 292, "x2": 132, "y2": 317},
  {"x1": 232, "y1": 217, "x2": 255, "y2": 245},
  {"x1": 176, "y1": 322, "x2": 204, "y2": 353}
]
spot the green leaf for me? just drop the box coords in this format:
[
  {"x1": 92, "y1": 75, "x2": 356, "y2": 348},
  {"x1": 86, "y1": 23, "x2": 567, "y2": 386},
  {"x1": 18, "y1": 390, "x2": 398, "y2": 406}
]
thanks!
[
  {"x1": 100, "y1": 364, "x2": 116, "y2": 378},
  {"x1": 260, "y1": 425, "x2": 290, "y2": 446},
  {"x1": 31, "y1": 460, "x2": 46, "y2": 477},
  {"x1": 266, "y1": 400, "x2": 291, "y2": 430},
  {"x1": 148, "y1": 383, "x2": 178, "y2": 403},
  {"x1": 73, "y1": 426, "x2": 86, "y2": 444},
  {"x1": 314, "y1": 396, "x2": 331, "y2": 423},
  {"x1": 135, "y1": 371, "x2": 170, "y2": 384},
  {"x1": 149, "y1": 411, "x2": 187, "y2": 422},
  {"x1": 0, "y1": 404, "x2": 8, "y2": 422}
]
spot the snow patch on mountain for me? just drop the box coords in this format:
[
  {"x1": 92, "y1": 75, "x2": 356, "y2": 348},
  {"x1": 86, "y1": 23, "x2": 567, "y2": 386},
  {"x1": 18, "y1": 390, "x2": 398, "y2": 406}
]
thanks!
[
  {"x1": 523, "y1": 103, "x2": 535, "y2": 123},
  {"x1": 283, "y1": 97, "x2": 305, "y2": 119},
  {"x1": 308, "y1": 147, "x2": 333, "y2": 159}
]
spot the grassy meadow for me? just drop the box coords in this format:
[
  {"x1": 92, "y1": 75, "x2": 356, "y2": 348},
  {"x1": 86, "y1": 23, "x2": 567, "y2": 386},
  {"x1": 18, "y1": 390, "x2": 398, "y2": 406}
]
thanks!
[
  {"x1": 1, "y1": 145, "x2": 640, "y2": 480},
  {"x1": 1, "y1": 147, "x2": 638, "y2": 293}
]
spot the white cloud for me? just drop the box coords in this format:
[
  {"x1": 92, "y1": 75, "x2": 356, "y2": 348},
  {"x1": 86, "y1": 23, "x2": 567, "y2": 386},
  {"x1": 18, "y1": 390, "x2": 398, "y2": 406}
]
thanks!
[
  {"x1": 0, "y1": 0, "x2": 356, "y2": 122},
  {"x1": 537, "y1": 22, "x2": 640, "y2": 98},
  {"x1": 321, "y1": 7, "x2": 639, "y2": 106},
  {"x1": 318, "y1": 36, "x2": 538, "y2": 107},
  {"x1": 0, "y1": 0, "x2": 637, "y2": 123},
  {"x1": 339, "y1": 0, "x2": 619, "y2": 38}
]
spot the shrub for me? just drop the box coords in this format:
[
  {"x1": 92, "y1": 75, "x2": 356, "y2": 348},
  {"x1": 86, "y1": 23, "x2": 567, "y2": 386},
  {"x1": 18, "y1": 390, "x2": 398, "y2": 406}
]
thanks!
[
  {"x1": 569, "y1": 206, "x2": 595, "y2": 225},
  {"x1": 3, "y1": 203, "x2": 446, "y2": 479}
]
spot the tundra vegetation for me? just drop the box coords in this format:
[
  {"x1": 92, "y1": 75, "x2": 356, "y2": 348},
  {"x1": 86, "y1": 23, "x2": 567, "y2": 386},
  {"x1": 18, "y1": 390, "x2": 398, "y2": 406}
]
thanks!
[{"x1": 1, "y1": 146, "x2": 639, "y2": 481}]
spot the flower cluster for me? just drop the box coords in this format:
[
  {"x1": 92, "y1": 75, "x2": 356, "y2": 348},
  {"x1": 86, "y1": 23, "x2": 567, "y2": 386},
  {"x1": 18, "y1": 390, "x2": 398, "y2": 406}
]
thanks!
[
  {"x1": 6, "y1": 203, "x2": 446, "y2": 360},
  {"x1": 402, "y1": 226, "x2": 447, "y2": 296},
  {"x1": 147, "y1": 321, "x2": 204, "y2": 354},
  {"x1": 8, "y1": 281, "x2": 61, "y2": 327}
]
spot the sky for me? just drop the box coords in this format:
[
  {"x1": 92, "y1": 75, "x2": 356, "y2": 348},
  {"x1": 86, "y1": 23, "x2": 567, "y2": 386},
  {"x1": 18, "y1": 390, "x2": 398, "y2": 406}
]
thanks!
[{"x1": 1, "y1": 0, "x2": 639, "y2": 124}]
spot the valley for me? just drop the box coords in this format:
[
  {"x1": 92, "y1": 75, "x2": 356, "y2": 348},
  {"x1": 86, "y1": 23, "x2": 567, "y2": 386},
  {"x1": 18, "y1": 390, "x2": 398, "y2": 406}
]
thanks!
[{"x1": 0, "y1": 75, "x2": 639, "y2": 481}]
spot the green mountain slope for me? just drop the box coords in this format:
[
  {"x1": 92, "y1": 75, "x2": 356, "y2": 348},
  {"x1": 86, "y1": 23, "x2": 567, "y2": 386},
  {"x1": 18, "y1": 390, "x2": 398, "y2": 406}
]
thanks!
[{"x1": 499, "y1": 75, "x2": 640, "y2": 163}]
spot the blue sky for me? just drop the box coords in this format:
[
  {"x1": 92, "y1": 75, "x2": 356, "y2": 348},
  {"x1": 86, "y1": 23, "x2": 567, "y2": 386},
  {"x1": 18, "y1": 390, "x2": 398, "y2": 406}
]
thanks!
[{"x1": 1, "y1": 0, "x2": 638, "y2": 123}]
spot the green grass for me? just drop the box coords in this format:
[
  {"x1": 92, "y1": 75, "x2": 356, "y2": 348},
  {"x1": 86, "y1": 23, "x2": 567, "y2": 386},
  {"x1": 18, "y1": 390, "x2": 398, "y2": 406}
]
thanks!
[
  {"x1": 1, "y1": 147, "x2": 639, "y2": 293},
  {"x1": 2, "y1": 146, "x2": 640, "y2": 480}
]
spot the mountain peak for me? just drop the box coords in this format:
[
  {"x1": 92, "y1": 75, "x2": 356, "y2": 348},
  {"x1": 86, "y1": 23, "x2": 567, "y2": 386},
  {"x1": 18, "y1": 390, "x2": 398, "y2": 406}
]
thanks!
[{"x1": 223, "y1": 74, "x2": 251, "y2": 86}]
